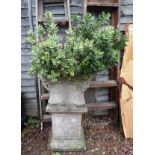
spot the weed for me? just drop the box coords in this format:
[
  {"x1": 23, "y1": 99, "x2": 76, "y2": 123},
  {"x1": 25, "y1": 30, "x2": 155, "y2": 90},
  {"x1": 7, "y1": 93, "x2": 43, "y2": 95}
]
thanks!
[{"x1": 24, "y1": 117, "x2": 40, "y2": 129}]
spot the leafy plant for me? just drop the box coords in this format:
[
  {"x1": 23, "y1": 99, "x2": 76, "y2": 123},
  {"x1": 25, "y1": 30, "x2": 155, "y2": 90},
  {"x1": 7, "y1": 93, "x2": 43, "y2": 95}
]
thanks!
[
  {"x1": 25, "y1": 11, "x2": 127, "y2": 82},
  {"x1": 24, "y1": 117, "x2": 40, "y2": 129}
]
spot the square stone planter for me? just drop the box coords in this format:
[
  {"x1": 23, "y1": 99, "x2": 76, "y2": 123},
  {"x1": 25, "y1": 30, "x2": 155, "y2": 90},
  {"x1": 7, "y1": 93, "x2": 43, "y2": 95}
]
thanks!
[
  {"x1": 45, "y1": 80, "x2": 89, "y2": 151},
  {"x1": 46, "y1": 104, "x2": 87, "y2": 151}
]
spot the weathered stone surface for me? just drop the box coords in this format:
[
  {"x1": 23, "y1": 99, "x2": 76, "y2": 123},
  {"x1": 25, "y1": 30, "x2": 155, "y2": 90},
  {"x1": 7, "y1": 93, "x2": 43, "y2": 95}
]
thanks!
[
  {"x1": 48, "y1": 128, "x2": 86, "y2": 151},
  {"x1": 46, "y1": 104, "x2": 87, "y2": 113},
  {"x1": 52, "y1": 113, "x2": 81, "y2": 140},
  {"x1": 48, "y1": 80, "x2": 89, "y2": 106},
  {"x1": 46, "y1": 105, "x2": 87, "y2": 151}
]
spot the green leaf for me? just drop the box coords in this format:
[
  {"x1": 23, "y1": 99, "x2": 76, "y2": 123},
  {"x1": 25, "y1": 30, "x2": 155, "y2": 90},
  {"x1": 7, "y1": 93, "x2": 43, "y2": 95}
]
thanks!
[{"x1": 25, "y1": 11, "x2": 127, "y2": 82}]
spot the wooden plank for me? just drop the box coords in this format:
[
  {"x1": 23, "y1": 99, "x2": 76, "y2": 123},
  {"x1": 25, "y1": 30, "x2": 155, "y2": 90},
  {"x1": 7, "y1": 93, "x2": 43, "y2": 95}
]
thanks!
[
  {"x1": 95, "y1": 88, "x2": 108, "y2": 96},
  {"x1": 25, "y1": 103, "x2": 38, "y2": 116},
  {"x1": 112, "y1": 8, "x2": 118, "y2": 27},
  {"x1": 21, "y1": 16, "x2": 36, "y2": 27},
  {"x1": 87, "y1": 2, "x2": 119, "y2": 7},
  {"x1": 118, "y1": 0, "x2": 120, "y2": 28},
  {"x1": 87, "y1": 102, "x2": 116, "y2": 110},
  {"x1": 21, "y1": 55, "x2": 32, "y2": 63},
  {"x1": 41, "y1": 89, "x2": 109, "y2": 101},
  {"x1": 120, "y1": 24, "x2": 133, "y2": 137},
  {"x1": 38, "y1": 0, "x2": 43, "y2": 20},
  {"x1": 21, "y1": 79, "x2": 35, "y2": 87},
  {"x1": 53, "y1": 17, "x2": 68, "y2": 22},
  {"x1": 120, "y1": 5, "x2": 133, "y2": 16},
  {"x1": 43, "y1": 3, "x2": 64, "y2": 7},
  {"x1": 23, "y1": 92, "x2": 37, "y2": 99},
  {"x1": 43, "y1": 5, "x2": 65, "y2": 14},
  {"x1": 21, "y1": 71, "x2": 34, "y2": 79},
  {"x1": 44, "y1": 0, "x2": 64, "y2": 3},
  {"x1": 120, "y1": 16, "x2": 133, "y2": 24},
  {"x1": 38, "y1": 17, "x2": 68, "y2": 25},
  {"x1": 25, "y1": 109, "x2": 38, "y2": 117},
  {"x1": 70, "y1": 3, "x2": 83, "y2": 7},
  {"x1": 92, "y1": 110, "x2": 108, "y2": 116},
  {"x1": 87, "y1": 0, "x2": 117, "y2": 2},
  {"x1": 23, "y1": 98, "x2": 38, "y2": 104},
  {"x1": 121, "y1": 0, "x2": 133, "y2": 6},
  {"x1": 83, "y1": 0, "x2": 87, "y2": 15},
  {"x1": 21, "y1": 26, "x2": 31, "y2": 34},
  {"x1": 21, "y1": 49, "x2": 32, "y2": 56},
  {"x1": 42, "y1": 114, "x2": 51, "y2": 122},
  {"x1": 64, "y1": 0, "x2": 68, "y2": 19},
  {"x1": 89, "y1": 80, "x2": 117, "y2": 88},
  {"x1": 21, "y1": 86, "x2": 36, "y2": 92},
  {"x1": 70, "y1": 6, "x2": 83, "y2": 14},
  {"x1": 21, "y1": 7, "x2": 36, "y2": 17},
  {"x1": 22, "y1": 0, "x2": 35, "y2": 6},
  {"x1": 38, "y1": 78, "x2": 43, "y2": 125},
  {"x1": 85, "y1": 88, "x2": 95, "y2": 103},
  {"x1": 21, "y1": 63, "x2": 31, "y2": 71},
  {"x1": 41, "y1": 93, "x2": 49, "y2": 100},
  {"x1": 95, "y1": 73, "x2": 109, "y2": 81},
  {"x1": 67, "y1": 0, "x2": 71, "y2": 28}
]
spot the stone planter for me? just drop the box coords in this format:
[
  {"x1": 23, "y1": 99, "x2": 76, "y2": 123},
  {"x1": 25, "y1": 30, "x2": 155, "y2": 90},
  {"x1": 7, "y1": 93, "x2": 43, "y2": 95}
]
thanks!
[
  {"x1": 48, "y1": 80, "x2": 89, "y2": 106},
  {"x1": 46, "y1": 80, "x2": 89, "y2": 151}
]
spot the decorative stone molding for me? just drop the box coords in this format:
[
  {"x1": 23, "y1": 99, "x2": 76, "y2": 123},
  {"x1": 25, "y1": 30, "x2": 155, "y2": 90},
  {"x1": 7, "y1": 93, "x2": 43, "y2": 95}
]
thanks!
[{"x1": 48, "y1": 80, "x2": 89, "y2": 106}]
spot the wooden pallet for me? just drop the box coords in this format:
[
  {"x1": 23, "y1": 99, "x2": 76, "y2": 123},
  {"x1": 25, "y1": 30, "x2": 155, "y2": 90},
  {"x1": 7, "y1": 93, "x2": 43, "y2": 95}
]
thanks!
[
  {"x1": 83, "y1": 0, "x2": 120, "y2": 126},
  {"x1": 37, "y1": 0, "x2": 70, "y2": 26},
  {"x1": 87, "y1": 101, "x2": 116, "y2": 111}
]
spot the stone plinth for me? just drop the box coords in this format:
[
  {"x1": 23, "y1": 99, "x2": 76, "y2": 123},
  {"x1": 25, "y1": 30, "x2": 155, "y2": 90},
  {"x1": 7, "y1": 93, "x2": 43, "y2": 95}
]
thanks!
[
  {"x1": 48, "y1": 128, "x2": 86, "y2": 151},
  {"x1": 46, "y1": 104, "x2": 87, "y2": 151}
]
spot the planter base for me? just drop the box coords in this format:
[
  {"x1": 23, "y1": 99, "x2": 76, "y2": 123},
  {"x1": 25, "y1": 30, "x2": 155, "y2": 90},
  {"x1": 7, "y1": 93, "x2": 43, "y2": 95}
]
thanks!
[
  {"x1": 47, "y1": 128, "x2": 86, "y2": 151},
  {"x1": 46, "y1": 104, "x2": 87, "y2": 152}
]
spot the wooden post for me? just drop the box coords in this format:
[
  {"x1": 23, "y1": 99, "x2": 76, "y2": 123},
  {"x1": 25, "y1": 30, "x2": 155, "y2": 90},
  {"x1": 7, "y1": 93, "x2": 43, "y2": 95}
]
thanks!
[
  {"x1": 83, "y1": 0, "x2": 87, "y2": 16},
  {"x1": 38, "y1": 0, "x2": 43, "y2": 21},
  {"x1": 67, "y1": 0, "x2": 71, "y2": 29}
]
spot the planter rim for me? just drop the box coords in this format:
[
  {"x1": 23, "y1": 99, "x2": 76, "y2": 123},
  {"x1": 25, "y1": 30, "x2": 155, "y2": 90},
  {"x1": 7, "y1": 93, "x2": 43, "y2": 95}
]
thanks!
[
  {"x1": 46, "y1": 103, "x2": 88, "y2": 113},
  {"x1": 41, "y1": 77, "x2": 91, "y2": 88}
]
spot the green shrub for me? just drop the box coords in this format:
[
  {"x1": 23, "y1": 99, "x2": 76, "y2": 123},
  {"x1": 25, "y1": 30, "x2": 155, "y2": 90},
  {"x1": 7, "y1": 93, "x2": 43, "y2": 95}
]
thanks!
[
  {"x1": 24, "y1": 117, "x2": 39, "y2": 129},
  {"x1": 25, "y1": 11, "x2": 127, "y2": 82}
]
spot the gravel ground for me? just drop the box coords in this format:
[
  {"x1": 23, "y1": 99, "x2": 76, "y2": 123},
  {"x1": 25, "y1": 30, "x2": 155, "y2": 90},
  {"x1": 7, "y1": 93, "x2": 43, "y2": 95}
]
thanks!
[{"x1": 21, "y1": 115, "x2": 133, "y2": 155}]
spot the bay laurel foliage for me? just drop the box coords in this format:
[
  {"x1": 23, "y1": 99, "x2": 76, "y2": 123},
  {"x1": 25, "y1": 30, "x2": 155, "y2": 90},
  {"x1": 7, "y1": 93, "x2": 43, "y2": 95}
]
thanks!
[{"x1": 25, "y1": 11, "x2": 127, "y2": 82}]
